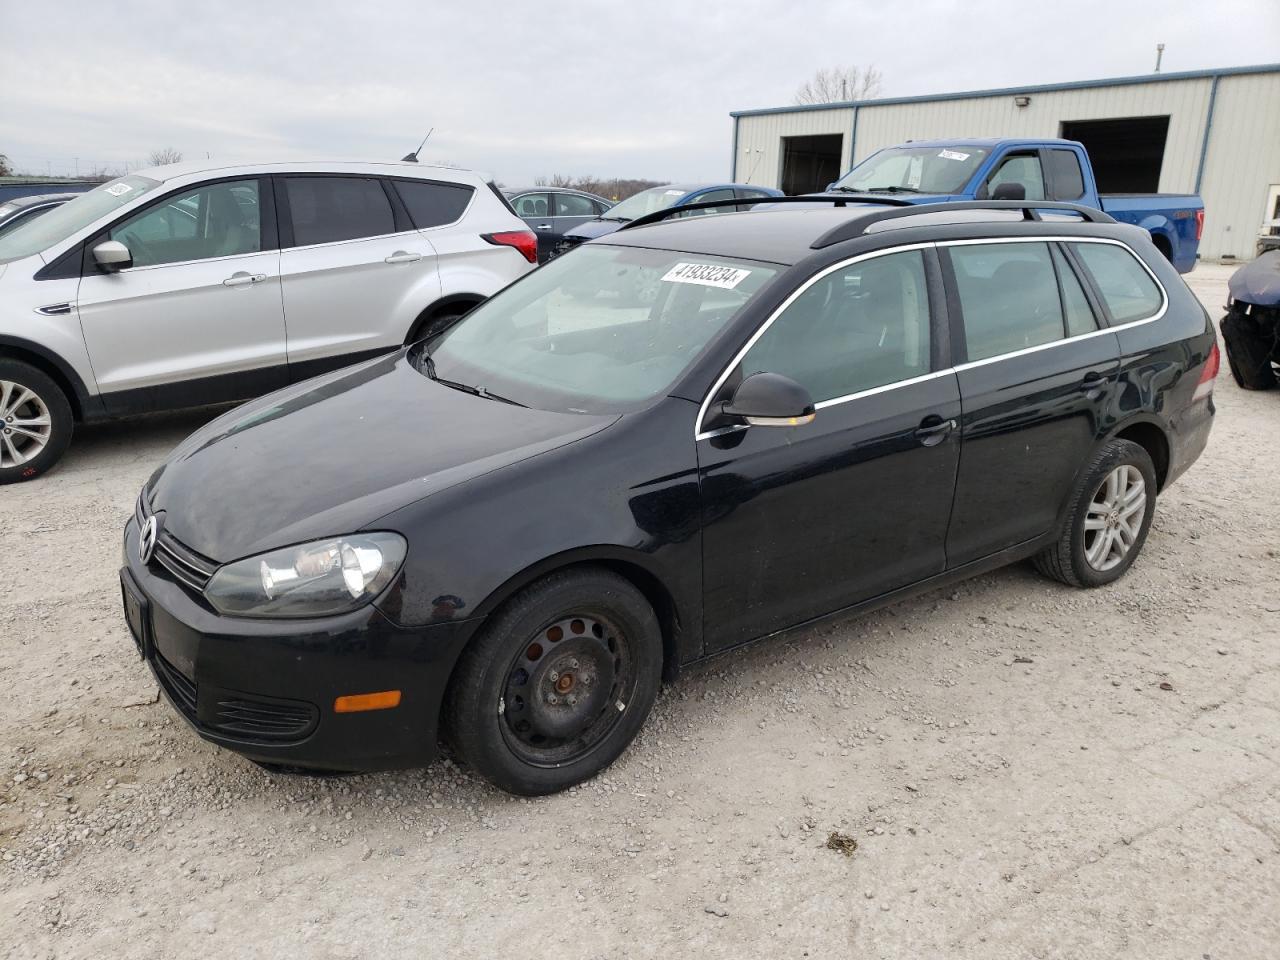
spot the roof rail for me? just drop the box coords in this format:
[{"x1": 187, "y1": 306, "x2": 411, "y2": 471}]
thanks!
[
  {"x1": 809, "y1": 200, "x2": 1116, "y2": 248},
  {"x1": 617, "y1": 194, "x2": 914, "y2": 231}
]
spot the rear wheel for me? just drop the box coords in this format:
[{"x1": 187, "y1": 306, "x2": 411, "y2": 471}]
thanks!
[
  {"x1": 1034, "y1": 439, "x2": 1157, "y2": 588},
  {"x1": 443, "y1": 568, "x2": 662, "y2": 795},
  {"x1": 1221, "y1": 311, "x2": 1278, "y2": 390},
  {"x1": 0, "y1": 360, "x2": 74, "y2": 484}
]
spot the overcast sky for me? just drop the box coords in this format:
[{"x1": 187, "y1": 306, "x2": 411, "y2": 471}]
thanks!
[{"x1": 3, "y1": 0, "x2": 1277, "y2": 184}]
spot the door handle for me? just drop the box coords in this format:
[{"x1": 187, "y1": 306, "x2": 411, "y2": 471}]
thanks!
[
  {"x1": 384, "y1": 251, "x2": 423, "y2": 264},
  {"x1": 535, "y1": 224, "x2": 553, "y2": 230},
  {"x1": 914, "y1": 417, "x2": 957, "y2": 447},
  {"x1": 1081, "y1": 371, "x2": 1106, "y2": 400},
  {"x1": 223, "y1": 272, "x2": 267, "y2": 287}
]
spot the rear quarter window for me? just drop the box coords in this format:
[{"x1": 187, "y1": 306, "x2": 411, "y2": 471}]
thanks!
[
  {"x1": 395, "y1": 179, "x2": 475, "y2": 228},
  {"x1": 1070, "y1": 242, "x2": 1163, "y2": 324}
]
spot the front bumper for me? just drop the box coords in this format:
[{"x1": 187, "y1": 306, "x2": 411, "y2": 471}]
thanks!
[{"x1": 120, "y1": 517, "x2": 481, "y2": 772}]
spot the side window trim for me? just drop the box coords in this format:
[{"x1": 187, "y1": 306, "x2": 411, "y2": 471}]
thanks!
[
  {"x1": 85, "y1": 174, "x2": 276, "y2": 273},
  {"x1": 1056, "y1": 241, "x2": 1110, "y2": 325}
]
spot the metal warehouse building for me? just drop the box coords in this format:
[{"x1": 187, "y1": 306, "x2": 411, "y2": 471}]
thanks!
[{"x1": 730, "y1": 63, "x2": 1280, "y2": 261}]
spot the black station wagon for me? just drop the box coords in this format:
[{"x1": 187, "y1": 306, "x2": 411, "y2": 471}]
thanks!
[{"x1": 121, "y1": 198, "x2": 1218, "y2": 795}]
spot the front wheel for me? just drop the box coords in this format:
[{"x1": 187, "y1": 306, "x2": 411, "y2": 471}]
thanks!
[
  {"x1": 1034, "y1": 438, "x2": 1158, "y2": 588},
  {"x1": 0, "y1": 360, "x2": 74, "y2": 484},
  {"x1": 443, "y1": 568, "x2": 662, "y2": 795}
]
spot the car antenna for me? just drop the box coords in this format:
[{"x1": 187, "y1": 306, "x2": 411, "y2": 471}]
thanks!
[{"x1": 401, "y1": 128, "x2": 434, "y2": 163}]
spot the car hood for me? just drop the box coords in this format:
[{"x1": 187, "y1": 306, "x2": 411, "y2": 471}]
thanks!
[
  {"x1": 1229, "y1": 250, "x2": 1280, "y2": 306},
  {"x1": 564, "y1": 218, "x2": 626, "y2": 241},
  {"x1": 146, "y1": 352, "x2": 617, "y2": 563}
]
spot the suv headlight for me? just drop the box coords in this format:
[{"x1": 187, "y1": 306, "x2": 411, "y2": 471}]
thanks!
[{"x1": 205, "y1": 533, "x2": 407, "y2": 618}]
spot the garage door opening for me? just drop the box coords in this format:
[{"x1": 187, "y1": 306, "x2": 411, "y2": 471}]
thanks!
[
  {"x1": 1060, "y1": 116, "x2": 1170, "y2": 193},
  {"x1": 780, "y1": 134, "x2": 843, "y2": 195}
]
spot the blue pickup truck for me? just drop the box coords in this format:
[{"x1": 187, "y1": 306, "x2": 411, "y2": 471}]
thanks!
[{"x1": 816, "y1": 139, "x2": 1204, "y2": 273}]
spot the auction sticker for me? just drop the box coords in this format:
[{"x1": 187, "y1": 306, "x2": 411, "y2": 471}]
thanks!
[
  {"x1": 661, "y1": 262, "x2": 751, "y2": 289},
  {"x1": 938, "y1": 149, "x2": 970, "y2": 161},
  {"x1": 106, "y1": 183, "x2": 133, "y2": 196}
]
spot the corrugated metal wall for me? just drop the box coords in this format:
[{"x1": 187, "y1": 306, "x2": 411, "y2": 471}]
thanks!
[
  {"x1": 1197, "y1": 71, "x2": 1280, "y2": 260},
  {"x1": 732, "y1": 70, "x2": 1280, "y2": 260},
  {"x1": 734, "y1": 107, "x2": 854, "y2": 190}
]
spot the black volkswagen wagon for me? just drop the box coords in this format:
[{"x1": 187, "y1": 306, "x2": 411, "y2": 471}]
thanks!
[{"x1": 120, "y1": 199, "x2": 1218, "y2": 795}]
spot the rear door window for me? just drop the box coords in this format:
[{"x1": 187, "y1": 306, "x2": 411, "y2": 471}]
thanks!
[
  {"x1": 553, "y1": 193, "x2": 597, "y2": 217},
  {"x1": 1045, "y1": 149, "x2": 1086, "y2": 201},
  {"x1": 394, "y1": 179, "x2": 473, "y2": 228},
  {"x1": 284, "y1": 176, "x2": 395, "y2": 246},
  {"x1": 1069, "y1": 242, "x2": 1164, "y2": 324},
  {"x1": 948, "y1": 242, "x2": 1065, "y2": 361}
]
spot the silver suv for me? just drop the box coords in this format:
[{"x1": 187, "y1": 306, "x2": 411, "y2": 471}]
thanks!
[{"x1": 0, "y1": 160, "x2": 537, "y2": 482}]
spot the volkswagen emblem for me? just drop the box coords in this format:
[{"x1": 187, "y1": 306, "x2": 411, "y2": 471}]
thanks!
[{"x1": 138, "y1": 515, "x2": 159, "y2": 565}]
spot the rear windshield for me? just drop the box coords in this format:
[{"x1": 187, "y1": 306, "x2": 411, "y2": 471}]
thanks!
[
  {"x1": 0, "y1": 176, "x2": 161, "y2": 264},
  {"x1": 418, "y1": 245, "x2": 781, "y2": 413}
]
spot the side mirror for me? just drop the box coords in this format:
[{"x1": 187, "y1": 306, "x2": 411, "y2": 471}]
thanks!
[
  {"x1": 991, "y1": 182, "x2": 1026, "y2": 201},
  {"x1": 93, "y1": 240, "x2": 132, "y2": 272},
  {"x1": 721, "y1": 372, "x2": 816, "y2": 428}
]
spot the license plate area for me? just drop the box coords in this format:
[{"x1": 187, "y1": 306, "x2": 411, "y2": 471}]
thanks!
[{"x1": 120, "y1": 569, "x2": 151, "y2": 660}]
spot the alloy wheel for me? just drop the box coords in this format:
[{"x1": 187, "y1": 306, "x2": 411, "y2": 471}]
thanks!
[
  {"x1": 0, "y1": 380, "x2": 53, "y2": 469},
  {"x1": 1083, "y1": 464, "x2": 1146, "y2": 572}
]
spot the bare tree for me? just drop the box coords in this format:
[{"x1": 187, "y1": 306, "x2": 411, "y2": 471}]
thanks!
[
  {"x1": 793, "y1": 65, "x2": 883, "y2": 105},
  {"x1": 533, "y1": 175, "x2": 664, "y2": 201},
  {"x1": 0, "y1": 153, "x2": 12, "y2": 177},
  {"x1": 148, "y1": 147, "x2": 183, "y2": 167}
]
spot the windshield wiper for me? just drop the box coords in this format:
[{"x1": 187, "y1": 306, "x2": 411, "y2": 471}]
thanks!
[
  {"x1": 599, "y1": 215, "x2": 630, "y2": 222},
  {"x1": 864, "y1": 185, "x2": 925, "y2": 194},
  {"x1": 416, "y1": 352, "x2": 526, "y2": 407}
]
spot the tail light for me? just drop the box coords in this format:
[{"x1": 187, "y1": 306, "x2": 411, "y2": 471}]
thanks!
[
  {"x1": 1193, "y1": 341, "x2": 1219, "y2": 401},
  {"x1": 1194, "y1": 209, "x2": 1205, "y2": 241},
  {"x1": 482, "y1": 230, "x2": 538, "y2": 264}
]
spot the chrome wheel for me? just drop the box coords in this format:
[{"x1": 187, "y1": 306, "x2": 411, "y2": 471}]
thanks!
[
  {"x1": 0, "y1": 379, "x2": 53, "y2": 468},
  {"x1": 1083, "y1": 464, "x2": 1146, "y2": 572}
]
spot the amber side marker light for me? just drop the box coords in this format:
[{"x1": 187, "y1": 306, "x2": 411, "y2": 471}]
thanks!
[{"x1": 334, "y1": 690, "x2": 402, "y2": 713}]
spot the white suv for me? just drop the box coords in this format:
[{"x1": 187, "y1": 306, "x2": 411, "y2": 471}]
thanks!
[{"x1": 0, "y1": 160, "x2": 537, "y2": 483}]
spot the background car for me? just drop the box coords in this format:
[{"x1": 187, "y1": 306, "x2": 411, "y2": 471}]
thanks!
[
  {"x1": 552, "y1": 182, "x2": 783, "y2": 258},
  {"x1": 0, "y1": 160, "x2": 536, "y2": 483},
  {"x1": 0, "y1": 193, "x2": 73, "y2": 238},
  {"x1": 504, "y1": 187, "x2": 613, "y2": 262}
]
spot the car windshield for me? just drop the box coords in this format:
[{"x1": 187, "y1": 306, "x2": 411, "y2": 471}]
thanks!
[
  {"x1": 598, "y1": 186, "x2": 688, "y2": 221},
  {"x1": 419, "y1": 245, "x2": 781, "y2": 414},
  {"x1": 832, "y1": 146, "x2": 989, "y2": 195},
  {"x1": 0, "y1": 176, "x2": 162, "y2": 264}
]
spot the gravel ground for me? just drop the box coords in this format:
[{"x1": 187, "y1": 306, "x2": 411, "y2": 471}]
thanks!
[{"x1": 2, "y1": 264, "x2": 1278, "y2": 959}]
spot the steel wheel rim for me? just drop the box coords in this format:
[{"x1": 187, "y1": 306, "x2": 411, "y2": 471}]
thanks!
[
  {"x1": 0, "y1": 380, "x2": 52, "y2": 469},
  {"x1": 500, "y1": 612, "x2": 635, "y2": 767},
  {"x1": 1083, "y1": 464, "x2": 1146, "y2": 572}
]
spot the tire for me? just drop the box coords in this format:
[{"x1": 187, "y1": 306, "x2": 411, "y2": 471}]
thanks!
[
  {"x1": 1033, "y1": 438, "x2": 1158, "y2": 588},
  {"x1": 1221, "y1": 312, "x2": 1278, "y2": 391},
  {"x1": 0, "y1": 359, "x2": 74, "y2": 484},
  {"x1": 443, "y1": 568, "x2": 662, "y2": 795}
]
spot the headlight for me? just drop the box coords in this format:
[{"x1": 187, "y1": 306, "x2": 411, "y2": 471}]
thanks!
[{"x1": 204, "y1": 533, "x2": 407, "y2": 618}]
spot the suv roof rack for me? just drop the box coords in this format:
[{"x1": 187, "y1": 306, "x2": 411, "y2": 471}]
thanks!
[{"x1": 616, "y1": 196, "x2": 1116, "y2": 249}]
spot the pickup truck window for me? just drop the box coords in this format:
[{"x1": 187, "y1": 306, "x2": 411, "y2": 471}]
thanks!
[
  {"x1": 1070, "y1": 243, "x2": 1163, "y2": 324},
  {"x1": 949, "y1": 242, "x2": 1065, "y2": 361},
  {"x1": 833, "y1": 146, "x2": 989, "y2": 195},
  {"x1": 1046, "y1": 150, "x2": 1086, "y2": 201},
  {"x1": 986, "y1": 153, "x2": 1046, "y2": 201}
]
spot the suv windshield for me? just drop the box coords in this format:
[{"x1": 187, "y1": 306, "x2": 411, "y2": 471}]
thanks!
[
  {"x1": 832, "y1": 146, "x2": 989, "y2": 195},
  {"x1": 0, "y1": 176, "x2": 162, "y2": 264},
  {"x1": 599, "y1": 186, "x2": 688, "y2": 222},
  {"x1": 419, "y1": 245, "x2": 780, "y2": 413}
]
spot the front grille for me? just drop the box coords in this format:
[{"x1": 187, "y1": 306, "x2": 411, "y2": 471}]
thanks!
[
  {"x1": 136, "y1": 491, "x2": 218, "y2": 593},
  {"x1": 211, "y1": 696, "x2": 318, "y2": 741},
  {"x1": 154, "y1": 653, "x2": 197, "y2": 718}
]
